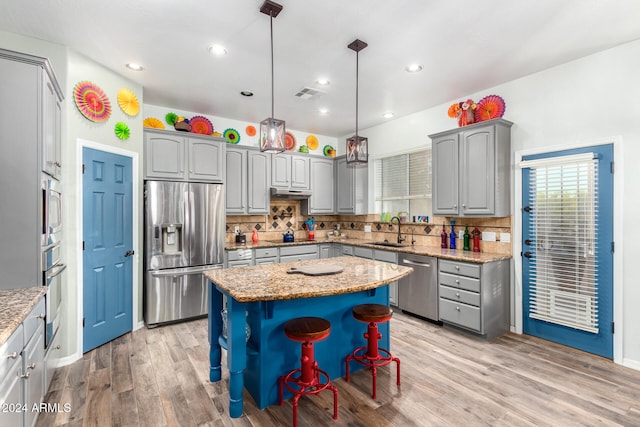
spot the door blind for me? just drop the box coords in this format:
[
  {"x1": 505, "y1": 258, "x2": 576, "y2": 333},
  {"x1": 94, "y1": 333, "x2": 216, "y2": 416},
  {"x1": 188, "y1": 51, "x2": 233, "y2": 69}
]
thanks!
[{"x1": 521, "y1": 153, "x2": 599, "y2": 333}]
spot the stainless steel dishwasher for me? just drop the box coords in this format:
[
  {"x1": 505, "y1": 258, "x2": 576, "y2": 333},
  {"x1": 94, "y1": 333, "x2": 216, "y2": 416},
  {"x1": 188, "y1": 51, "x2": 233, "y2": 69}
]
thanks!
[{"x1": 398, "y1": 254, "x2": 439, "y2": 321}]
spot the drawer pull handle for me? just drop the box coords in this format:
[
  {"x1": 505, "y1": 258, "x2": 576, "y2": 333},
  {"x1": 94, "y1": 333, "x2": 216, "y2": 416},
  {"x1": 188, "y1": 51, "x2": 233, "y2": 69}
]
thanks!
[
  {"x1": 28, "y1": 363, "x2": 36, "y2": 370},
  {"x1": 456, "y1": 306, "x2": 460, "y2": 311},
  {"x1": 36, "y1": 313, "x2": 46, "y2": 320},
  {"x1": 55, "y1": 345, "x2": 61, "y2": 350},
  {"x1": 455, "y1": 280, "x2": 460, "y2": 284},
  {"x1": 455, "y1": 266, "x2": 460, "y2": 270},
  {"x1": 6, "y1": 351, "x2": 18, "y2": 359},
  {"x1": 20, "y1": 372, "x2": 30, "y2": 379},
  {"x1": 456, "y1": 292, "x2": 460, "y2": 297}
]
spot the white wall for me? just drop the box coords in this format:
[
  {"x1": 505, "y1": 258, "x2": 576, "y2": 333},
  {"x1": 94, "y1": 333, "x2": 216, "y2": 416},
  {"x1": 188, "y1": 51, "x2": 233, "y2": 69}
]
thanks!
[{"x1": 354, "y1": 39, "x2": 640, "y2": 368}]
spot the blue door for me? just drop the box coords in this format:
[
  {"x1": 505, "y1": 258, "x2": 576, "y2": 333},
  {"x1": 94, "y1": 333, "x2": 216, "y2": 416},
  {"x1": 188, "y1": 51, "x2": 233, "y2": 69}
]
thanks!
[
  {"x1": 522, "y1": 144, "x2": 613, "y2": 358},
  {"x1": 83, "y1": 148, "x2": 133, "y2": 352}
]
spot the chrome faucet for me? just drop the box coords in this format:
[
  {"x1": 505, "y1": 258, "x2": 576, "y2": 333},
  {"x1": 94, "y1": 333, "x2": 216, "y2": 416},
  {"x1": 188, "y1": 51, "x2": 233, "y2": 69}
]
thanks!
[{"x1": 389, "y1": 216, "x2": 405, "y2": 244}]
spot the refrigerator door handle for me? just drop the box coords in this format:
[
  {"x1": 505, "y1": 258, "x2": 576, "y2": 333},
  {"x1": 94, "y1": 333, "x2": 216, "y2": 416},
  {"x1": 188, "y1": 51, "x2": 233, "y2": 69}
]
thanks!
[{"x1": 149, "y1": 265, "x2": 221, "y2": 277}]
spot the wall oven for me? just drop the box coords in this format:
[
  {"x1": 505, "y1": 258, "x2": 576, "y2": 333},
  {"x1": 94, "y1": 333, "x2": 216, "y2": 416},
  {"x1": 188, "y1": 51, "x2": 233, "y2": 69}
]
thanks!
[
  {"x1": 44, "y1": 263, "x2": 65, "y2": 347},
  {"x1": 41, "y1": 176, "x2": 62, "y2": 247}
]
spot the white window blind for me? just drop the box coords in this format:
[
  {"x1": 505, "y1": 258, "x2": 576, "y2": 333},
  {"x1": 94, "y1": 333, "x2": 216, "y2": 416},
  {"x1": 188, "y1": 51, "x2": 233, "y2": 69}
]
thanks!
[{"x1": 522, "y1": 153, "x2": 599, "y2": 333}]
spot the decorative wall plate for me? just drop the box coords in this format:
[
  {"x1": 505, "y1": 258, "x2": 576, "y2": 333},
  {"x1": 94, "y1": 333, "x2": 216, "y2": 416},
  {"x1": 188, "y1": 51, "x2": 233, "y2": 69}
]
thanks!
[
  {"x1": 117, "y1": 88, "x2": 139, "y2": 116},
  {"x1": 74, "y1": 81, "x2": 111, "y2": 122},
  {"x1": 190, "y1": 115, "x2": 214, "y2": 135},
  {"x1": 143, "y1": 117, "x2": 165, "y2": 129}
]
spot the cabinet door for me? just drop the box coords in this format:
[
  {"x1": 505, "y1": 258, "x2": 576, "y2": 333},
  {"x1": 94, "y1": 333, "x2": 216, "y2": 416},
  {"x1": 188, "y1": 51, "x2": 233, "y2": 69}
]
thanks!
[
  {"x1": 42, "y1": 72, "x2": 61, "y2": 179},
  {"x1": 248, "y1": 151, "x2": 271, "y2": 214},
  {"x1": 460, "y1": 126, "x2": 495, "y2": 215},
  {"x1": 24, "y1": 324, "x2": 44, "y2": 427},
  {"x1": 308, "y1": 159, "x2": 335, "y2": 213},
  {"x1": 188, "y1": 138, "x2": 224, "y2": 182},
  {"x1": 225, "y1": 148, "x2": 247, "y2": 214},
  {"x1": 319, "y1": 244, "x2": 332, "y2": 259},
  {"x1": 271, "y1": 154, "x2": 290, "y2": 188},
  {"x1": 336, "y1": 157, "x2": 355, "y2": 213},
  {"x1": 432, "y1": 134, "x2": 459, "y2": 215},
  {"x1": 290, "y1": 156, "x2": 310, "y2": 189},
  {"x1": 144, "y1": 132, "x2": 187, "y2": 179},
  {"x1": 0, "y1": 356, "x2": 22, "y2": 427}
]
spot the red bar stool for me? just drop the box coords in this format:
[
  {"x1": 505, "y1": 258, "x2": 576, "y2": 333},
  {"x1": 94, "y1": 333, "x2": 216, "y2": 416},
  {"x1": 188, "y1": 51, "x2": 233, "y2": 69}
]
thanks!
[
  {"x1": 345, "y1": 303, "x2": 400, "y2": 399},
  {"x1": 279, "y1": 317, "x2": 338, "y2": 427}
]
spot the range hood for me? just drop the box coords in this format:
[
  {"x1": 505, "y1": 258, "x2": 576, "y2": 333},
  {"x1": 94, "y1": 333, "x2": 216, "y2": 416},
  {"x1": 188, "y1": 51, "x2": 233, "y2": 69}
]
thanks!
[{"x1": 270, "y1": 187, "x2": 312, "y2": 199}]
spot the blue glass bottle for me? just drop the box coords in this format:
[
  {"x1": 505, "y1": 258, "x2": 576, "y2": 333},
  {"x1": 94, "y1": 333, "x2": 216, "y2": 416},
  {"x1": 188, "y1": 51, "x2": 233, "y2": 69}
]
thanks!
[{"x1": 449, "y1": 220, "x2": 456, "y2": 250}]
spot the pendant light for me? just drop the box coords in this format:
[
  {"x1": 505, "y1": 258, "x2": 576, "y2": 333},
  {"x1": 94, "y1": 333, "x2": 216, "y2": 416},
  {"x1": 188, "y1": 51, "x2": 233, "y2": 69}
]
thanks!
[
  {"x1": 346, "y1": 39, "x2": 368, "y2": 165},
  {"x1": 259, "y1": 0, "x2": 286, "y2": 153}
]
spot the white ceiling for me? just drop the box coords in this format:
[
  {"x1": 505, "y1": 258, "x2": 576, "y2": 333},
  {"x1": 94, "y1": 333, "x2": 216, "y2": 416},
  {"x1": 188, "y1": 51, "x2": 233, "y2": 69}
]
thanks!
[{"x1": 2, "y1": 0, "x2": 639, "y2": 137}]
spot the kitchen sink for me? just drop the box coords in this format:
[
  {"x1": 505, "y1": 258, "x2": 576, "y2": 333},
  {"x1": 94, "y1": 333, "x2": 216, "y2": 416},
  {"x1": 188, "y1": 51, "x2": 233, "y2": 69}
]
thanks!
[{"x1": 369, "y1": 242, "x2": 407, "y2": 248}]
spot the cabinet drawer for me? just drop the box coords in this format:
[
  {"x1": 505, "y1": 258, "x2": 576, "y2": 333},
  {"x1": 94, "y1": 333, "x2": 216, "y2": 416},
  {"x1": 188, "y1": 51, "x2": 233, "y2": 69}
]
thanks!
[
  {"x1": 0, "y1": 324, "x2": 23, "y2": 380},
  {"x1": 439, "y1": 259, "x2": 480, "y2": 278},
  {"x1": 439, "y1": 272, "x2": 480, "y2": 293},
  {"x1": 353, "y1": 247, "x2": 373, "y2": 259},
  {"x1": 374, "y1": 250, "x2": 397, "y2": 263},
  {"x1": 23, "y1": 298, "x2": 45, "y2": 346},
  {"x1": 280, "y1": 245, "x2": 317, "y2": 257},
  {"x1": 255, "y1": 248, "x2": 277, "y2": 259},
  {"x1": 228, "y1": 259, "x2": 253, "y2": 268},
  {"x1": 279, "y1": 253, "x2": 318, "y2": 263},
  {"x1": 227, "y1": 249, "x2": 253, "y2": 261},
  {"x1": 439, "y1": 285, "x2": 480, "y2": 306},
  {"x1": 439, "y1": 298, "x2": 481, "y2": 332},
  {"x1": 255, "y1": 257, "x2": 278, "y2": 266},
  {"x1": 341, "y1": 245, "x2": 353, "y2": 256}
]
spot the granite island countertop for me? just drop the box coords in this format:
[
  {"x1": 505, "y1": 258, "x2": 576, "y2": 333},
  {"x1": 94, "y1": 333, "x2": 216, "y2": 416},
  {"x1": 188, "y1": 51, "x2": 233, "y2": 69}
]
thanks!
[
  {"x1": 0, "y1": 286, "x2": 46, "y2": 347},
  {"x1": 203, "y1": 256, "x2": 413, "y2": 303},
  {"x1": 225, "y1": 238, "x2": 511, "y2": 264}
]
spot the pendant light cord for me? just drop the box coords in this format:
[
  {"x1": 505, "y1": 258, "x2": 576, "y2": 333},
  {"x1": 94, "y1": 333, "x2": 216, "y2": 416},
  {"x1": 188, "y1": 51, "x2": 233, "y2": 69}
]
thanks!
[
  {"x1": 355, "y1": 49, "x2": 359, "y2": 139},
  {"x1": 270, "y1": 12, "x2": 275, "y2": 118}
]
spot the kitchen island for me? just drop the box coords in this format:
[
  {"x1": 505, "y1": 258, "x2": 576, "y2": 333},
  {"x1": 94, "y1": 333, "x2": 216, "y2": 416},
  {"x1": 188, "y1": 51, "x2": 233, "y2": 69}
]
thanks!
[{"x1": 203, "y1": 256, "x2": 412, "y2": 418}]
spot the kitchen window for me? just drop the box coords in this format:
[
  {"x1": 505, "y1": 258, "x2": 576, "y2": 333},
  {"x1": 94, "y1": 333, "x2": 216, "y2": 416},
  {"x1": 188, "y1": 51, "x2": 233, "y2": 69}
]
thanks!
[{"x1": 374, "y1": 148, "x2": 432, "y2": 220}]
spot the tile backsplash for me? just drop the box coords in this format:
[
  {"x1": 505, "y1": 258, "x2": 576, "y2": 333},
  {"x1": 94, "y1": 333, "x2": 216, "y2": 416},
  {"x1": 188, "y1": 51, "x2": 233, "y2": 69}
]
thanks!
[{"x1": 226, "y1": 200, "x2": 512, "y2": 255}]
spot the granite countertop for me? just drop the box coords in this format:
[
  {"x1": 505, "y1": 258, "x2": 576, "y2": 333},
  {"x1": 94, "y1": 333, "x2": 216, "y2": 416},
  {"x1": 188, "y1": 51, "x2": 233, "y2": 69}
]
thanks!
[
  {"x1": 225, "y1": 238, "x2": 511, "y2": 263},
  {"x1": 0, "y1": 287, "x2": 46, "y2": 347},
  {"x1": 203, "y1": 256, "x2": 413, "y2": 303}
]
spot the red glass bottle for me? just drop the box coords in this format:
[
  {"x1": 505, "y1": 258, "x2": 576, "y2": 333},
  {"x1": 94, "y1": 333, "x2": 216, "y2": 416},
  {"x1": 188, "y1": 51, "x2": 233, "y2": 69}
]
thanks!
[
  {"x1": 472, "y1": 227, "x2": 481, "y2": 252},
  {"x1": 440, "y1": 223, "x2": 447, "y2": 248}
]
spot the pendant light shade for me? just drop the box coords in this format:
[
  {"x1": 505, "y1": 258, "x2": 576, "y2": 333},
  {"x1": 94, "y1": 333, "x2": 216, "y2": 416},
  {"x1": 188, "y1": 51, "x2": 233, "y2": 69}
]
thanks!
[
  {"x1": 260, "y1": 0, "x2": 286, "y2": 153},
  {"x1": 346, "y1": 39, "x2": 368, "y2": 165}
]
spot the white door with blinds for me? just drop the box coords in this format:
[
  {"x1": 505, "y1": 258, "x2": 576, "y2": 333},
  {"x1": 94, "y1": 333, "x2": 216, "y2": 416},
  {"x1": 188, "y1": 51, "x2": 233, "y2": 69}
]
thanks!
[{"x1": 520, "y1": 145, "x2": 613, "y2": 359}]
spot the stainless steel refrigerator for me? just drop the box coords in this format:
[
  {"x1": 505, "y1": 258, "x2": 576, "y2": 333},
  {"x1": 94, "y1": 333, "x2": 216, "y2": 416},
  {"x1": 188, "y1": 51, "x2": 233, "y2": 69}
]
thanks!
[{"x1": 144, "y1": 181, "x2": 224, "y2": 326}]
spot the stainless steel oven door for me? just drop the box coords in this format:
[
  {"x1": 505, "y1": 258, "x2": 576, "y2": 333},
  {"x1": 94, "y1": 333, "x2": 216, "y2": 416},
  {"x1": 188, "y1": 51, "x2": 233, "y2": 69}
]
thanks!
[
  {"x1": 45, "y1": 263, "x2": 65, "y2": 348},
  {"x1": 42, "y1": 244, "x2": 61, "y2": 273},
  {"x1": 42, "y1": 176, "x2": 62, "y2": 246}
]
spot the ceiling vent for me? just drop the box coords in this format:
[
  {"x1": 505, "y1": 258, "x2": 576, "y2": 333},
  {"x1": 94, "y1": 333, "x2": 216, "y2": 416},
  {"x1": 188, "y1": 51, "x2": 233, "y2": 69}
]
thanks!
[{"x1": 294, "y1": 87, "x2": 326, "y2": 100}]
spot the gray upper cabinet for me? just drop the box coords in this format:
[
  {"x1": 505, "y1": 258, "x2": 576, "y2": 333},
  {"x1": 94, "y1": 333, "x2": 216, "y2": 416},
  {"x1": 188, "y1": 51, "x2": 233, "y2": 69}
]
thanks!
[
  {"x1": 302, "y1": 158, "x2": 335, "y2": 214},
  {"x1": 144, "y1": 129, "x2": 224, "y2": 182},
  {"x1": 225, "y1": 147, "x2": 270, "y2": 215},
  {"x1": 336, "y1": 156, "x2": 368, "y2": 214},
  {"x1": 247, "y1": 150, "x2": 271, "y2": 214},
  {"x1": 271, "y1": 153, "x2": 309, "y2": 189},
  {"x1": 0, "y1": 49, "x2": 63, "y2": 289},
  {"x1": 225, "y1": 147, "x2": 246, "y2": 214},
  {"x1": 430, "y1": 119, "x2": 512, "y2": 217}
]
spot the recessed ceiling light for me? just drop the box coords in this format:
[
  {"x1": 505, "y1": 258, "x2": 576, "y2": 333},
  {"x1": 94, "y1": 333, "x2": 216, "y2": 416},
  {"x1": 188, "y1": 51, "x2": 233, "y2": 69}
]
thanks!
[
  {"x1": 405, "y1": 63, "x2": 423, "y2": 73},
  {"x1": 208, "y1": 44, "x2": 228, "y2": 56},
  {"x1": 383, "y1": 112, "x2": 394, "y2": 119},
  {"x1": 319, "y1": 108, "x2": 329, "y2": 114},
  {"x1": 126, "y1": 63, "x2": 143, "y2": 71},
  {"x1": 316, "y1": 78, "x2": 330, "y2": 86},
  {"x1": 240, "y1": 90, "x2": 254, "y2": 97}
]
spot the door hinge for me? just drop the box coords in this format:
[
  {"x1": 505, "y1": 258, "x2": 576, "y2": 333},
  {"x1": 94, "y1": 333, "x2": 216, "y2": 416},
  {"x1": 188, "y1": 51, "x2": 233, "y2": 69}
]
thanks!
[
  {"x1": 82, "y1": 241, "x2": 85, "y2": 251},
  {"x1": 612, "y1": 322, "x2": 615, "y2": 334},
  {"x1": 82, "y1": 164, "x2": 85, "y2": 174},
  {"x1": 611, "y1": 241, "x2": 615, "y2": 253},
  {"x1": 83, "y1": 317, "x2": 85, "y2": 328},
  {"x1": 611, "y1": 161, "x2": 614, "y2": 174}
]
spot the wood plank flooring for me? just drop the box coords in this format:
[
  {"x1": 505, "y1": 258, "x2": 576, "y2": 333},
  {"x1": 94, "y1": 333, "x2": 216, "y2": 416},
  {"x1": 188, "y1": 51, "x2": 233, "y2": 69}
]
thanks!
[{"x1": 36, "y1": 312, "x2": 640, "y2": 426}]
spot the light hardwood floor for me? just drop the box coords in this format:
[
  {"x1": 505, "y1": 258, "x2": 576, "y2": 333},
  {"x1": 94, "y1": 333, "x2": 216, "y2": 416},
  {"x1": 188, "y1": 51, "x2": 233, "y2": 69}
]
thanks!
[{"x1": 36, "y1": 312, "x2": 640, "y2": 426}]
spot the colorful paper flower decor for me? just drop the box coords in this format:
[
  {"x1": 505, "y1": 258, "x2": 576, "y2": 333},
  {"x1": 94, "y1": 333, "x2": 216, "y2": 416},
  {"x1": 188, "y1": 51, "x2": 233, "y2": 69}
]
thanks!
[
  {"x1": 223, "y1": 128, "x2": 240, "y2": 144},
  {"x1": 190, "y1": 116, "x2": 214, "y2": 135},
  {"x1": 165, "y1": 112, "x2": 178, "y2": 126},
  {"x1": 114, "y1": 122, "x2": 130, "y2": 140},
  {"x1": 143, "y1": 117, "x2": 165, "y2": 129},
  {"x1": 447, "y1": 94, "x2": 506, "y2": 126},
  {"x1": 117, "y1": 88, "x2": 139, "y2": 116},
  {"x1": 74, "y1": 81, "x2": 111, "y2": 122},
  {"x1": 246, "y1": 125, "x2": 256, "y2": 137}
]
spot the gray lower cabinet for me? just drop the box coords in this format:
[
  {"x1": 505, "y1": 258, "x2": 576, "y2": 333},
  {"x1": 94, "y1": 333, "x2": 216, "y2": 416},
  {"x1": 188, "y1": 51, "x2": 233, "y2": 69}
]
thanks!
[
  {"x1": 374, "y1": 250, "x2": 399, "y2": 307},
  {"x1": 336, "y1": 156, "x2": 368, "y2": 214},
  {"x1": 226, "y1": 249, "x2": 254, "y2": 268},
  {"x1": 254, "y1": 248, "x2": 278, "y2": 265},
  {"x1": 144, "y1": 129, "x2": 224, "y2": 182},
  {"x1": 318, "y1": 244, "x2": 332, "y2": 259},
  {"x1": 0, "y1": 297, "x2": 46, "y2": 427},
  {"x1": 271, "y1": 153, "x2": 309, "y2": 189},
  {"x1": 0, "y1": 49, "x2": 63, "y2": 290},
  {"x1": 302, "y1": 158, "x2": 335, "y2": 214},
  {"x1": 279, "y1": 245, "x2": 318, "y2": 263},
  {"x1": 430, "y1": 119, "x2": 512, "y2": 217},
  {"x1": 438, "y1": 259, "x2": 509, "y2": 339}
]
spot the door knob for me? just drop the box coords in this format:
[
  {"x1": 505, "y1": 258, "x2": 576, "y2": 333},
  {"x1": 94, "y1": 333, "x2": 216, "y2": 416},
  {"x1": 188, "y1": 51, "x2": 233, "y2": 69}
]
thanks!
[{"x1": 124, "y1": 250, "x2": 135, "y2": 257}]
